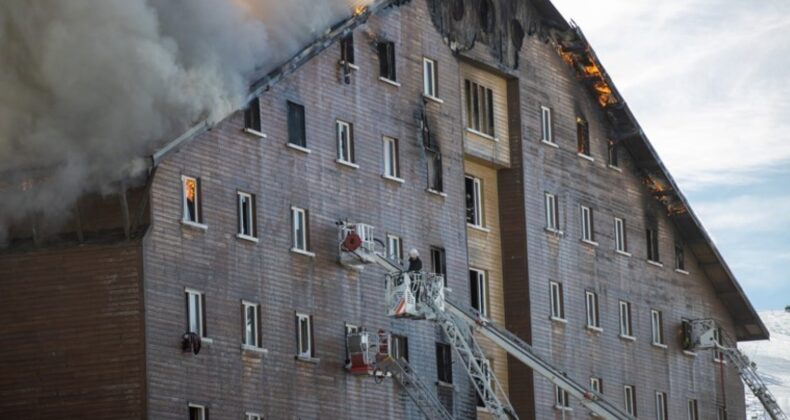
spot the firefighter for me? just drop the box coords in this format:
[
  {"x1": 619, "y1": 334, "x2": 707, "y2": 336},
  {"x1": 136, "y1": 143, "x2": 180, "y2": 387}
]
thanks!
[{"x1": 407, "y1": 248, "x2": 422, "y2": 272}]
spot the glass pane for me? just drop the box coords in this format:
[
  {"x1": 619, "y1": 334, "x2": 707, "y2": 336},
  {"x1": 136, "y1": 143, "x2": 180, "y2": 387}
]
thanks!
[{"x1": 246, "y1": 306, "x2": 255, "y2": 344}]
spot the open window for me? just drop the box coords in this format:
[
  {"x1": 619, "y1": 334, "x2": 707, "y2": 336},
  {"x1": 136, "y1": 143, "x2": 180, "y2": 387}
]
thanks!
[
  {"x1": 336, "y1": 120, "x2": 355, "y2": 165},
  {"x1": 427, "y1": 151, "x2": 443, "y2": 193},
  {"x1": 244, "y1": 97, "x2": 262, "y2": 134},
  {"x1": 340, "y1": 33, "x2": 354, "y2": 66},
  {"x1": 608, "y1": 140, "x2": 619, "y2": 168},
  {"x1": 647, "y1": 227, "x2": 660, "y2": 263},
  {"x1": 675, "y1": 243, "x2": 686, "y2": 271},
  {"x1": 469, "y1": 268, "x2": 488, "y2": 317},
  {"x1": 189, "y1": 404, "x2": 207, "y2": 420},
  {"x1": 430, "y1": 246, "x2": 446, "y2": 285},
  {"x1": 237, "y1": 191, "x2": 257, "y2": 240},
  {"x1": 186, "y1": 289, "x2": 206, "y2": 338},
  {"x1": 390, "y1": 334, "x2": 409, "y2": 361},
  {"x1": 465, "y1": 175, "x2": 483, "y2": 227},
  {"x1": 377, "y1": 41, "x2": 396, "y2": 82},
  {"x1": 436, "y1": 342, "x2": 453, "y2": 384},
  {"x1": 181, "y1": 175, "x2": 203, "y2": 225},
  {"x1": 423, "y1": 57, "x2": 438, "y2": 98},
  {"x1": 576, "y1": 116, "x2": 590, "y2": 157}
]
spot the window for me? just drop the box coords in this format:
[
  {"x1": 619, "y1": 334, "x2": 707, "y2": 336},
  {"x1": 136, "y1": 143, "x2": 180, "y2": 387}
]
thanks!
[
  {"x1": 340, "y1": 33, "x2": 354, "y2": 65},
  {"x1": 344, "y1": 323, "x2": 360, "y2": 359},
  {"x1": 291, "y1": 207, "x2": 310, "y2": 253},
  {"x1": 186, "y1": 289, "x2": 206, "y2": 337},
  {"x1": 585, "y1": 291, "x2": 600, "y2": 329},
  {"x1": 436, "y1": 343, "x2": 453, "y2": 383},
  {"x1": 688, "y1": 399, "x2": 699, "y2": 420},
  {"x1": 469, "y1": 268, "x2": 488, "y2": 317},
  {"x1": 545, "y1": 193, "x2": 559, "y2": 231},
  {"x1": 386, "y1": 234, "x2": 402, "y2": 261},
  {"x1": 717, "y1": 405, "x2": 727, "y2": 420},
  {"x1": 541, "y1": 106, "x2": 553, "y2": 143},
  {"x1": 242, "y1": 301, "x2": 261, "y2": 348},
  {"x1": 608, "y1": 140, "x2": 619, "y2": 167},
  {"x1": 336, "y1": 120, "x2": 354, "y2": 165},
  {"x1": 555, "y1": 385, "x2": 570, "y2": 409},
  {"x1": 464, "y1": 79, "x2": 495, "y2": 137},
  {"x1": 244, "y1": 97, "x2": 262, "y2": 133},
  {"x1": 656, "y1": 392, "x2": 668, "y2": 420},
  {"x1": 619, "y1": 300, "x2": 633, "y2": 337},
  {"x1": 577, "y1": 117, "x2": 590, "y2": 156},
  {"x1": 237, "y1": 191, "x2": 256, "y2": 239},
  {"x1": 713, "y1": 327, "x2": 724, "y2": 362},
  {"x1": 427, "y1": 151, "x2": 443, "y2": 192},
  {"x1": 189, "y1": 404, "x2": 206, "y2": 420},
  {"x1": 377, "y1": 41, "x2": 396, "y2": 81},
  {"x1": 382, "y1": 136, "x2": 400, "y2": 179},
  {"x1": 182, "y1": 176, "x2": 202, "y2": 224},
  {"x1": 423, "y1": 57, "x2": 437, "y2": 97},
  {"x1": 646, "y1": 228, "x2": 660, "y2": 262},
  {"x1": 651, "y1": 309, "x2": 664, "y2": 345},
  {"x1": 624, "y1": 385, "x2": 637, "y2": 417},
  {"x1": 465, "y1": 175, "x2": 483, "y2": 227},
  {"x1": 581, "y1": 206, "x2": 595, "y2": 242},
  {"x1": 590, "y1": 377, "x2": 602, "y2": 394},
  {"x1": 475, "y1": 358, "x2": 492, "y2": 408},
  {"x1": 675, "y1": 243, "x2": 686, "y2": 271},
  {"x1": 287, "y1": 101, "x2": 306, "y2": 148},
  {"x1": 296, "y1": 313, "x2": 314, "y2": 359},
  {"x1": 391, "y1": 334, "x2": 409, "y2": 361},
  {"x1": 430, "y1": 246, "x2": 447, "y2": 285},
  {"x1": 614, "y1": 217, "x2": 627, "y2": 253},
  {"x1": 550, "y1": 281, "x2": 565, "y2": 320},
  {"x1": 246, "y1": 413, "x2": 261, "y2": 420}
]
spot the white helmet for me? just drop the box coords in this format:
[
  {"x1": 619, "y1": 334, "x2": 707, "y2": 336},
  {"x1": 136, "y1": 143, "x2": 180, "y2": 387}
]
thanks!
[{"x1": 409, "y1": 248, "x2": 420, "y2": 258}]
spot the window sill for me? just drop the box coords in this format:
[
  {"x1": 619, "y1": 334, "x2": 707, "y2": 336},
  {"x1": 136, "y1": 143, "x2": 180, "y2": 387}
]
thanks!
[
  {"x1": 586, "y1": 325, "x2": 604, "y2": 334},
  {"x1": 616, "y1": 250, "x2": 632, "y2": 257},
  {"x1": 577, "y1": 152, "x2": 595, "y2": 162},
  {"x1": 545, "y1": 227, "x2": 564, "y2": 237},
  {"x1": 381, "y1": 174, "x2": 405, "y2": 184},
  {"x1": 619, "y1": 334, "x2": 636, "y2": 342},
  {"x1": 378, "y1": 77, "x2": 401, "y2": 87},
  {"x1": 290, "y1": 248, "x2": 316, "y2": 257},
  {"x1": 652, "y1": 342, "x2": 668, "y2": 349},
  {"x1": 336, "y1": 159, "x2": 359, "y2": 169},
  {"x1": 436, "y1": 380, "x2": 455, "y2": 389},
  {"x1": 181, "y1": 220, "x2": 208, "y2": 231},
  {"x1": 675, "y1": 268, "x2": 690, "y2": 275},
  {"x1": 647, "y1": 260, "x2": 664, "y2": 268},
  {"x1": 423, "y1": 94, "x2": 444, "y2": 104},
  {"x1": 426, "y1": 188, "x2": 447, "y2": 197},
  {"x1": 714, "y1": 359, "x2": 727, "y2": 365},
  {"x1": 581, "y1": 239, "x2": 599, "y2": 247},
  {"x1": 242, "y1": 345, "x2": 269, "y2": 355},
  {"x1": 554, "y1": 406, "x2": 573, "y2": 412},
  {"x1": 286, "y1": 143, "x2": 311, "y2": 154},
  {"x1": 242, "y1": 128, "x2": 267, "y2": 138},
  {"x1": 338, "y1": 60, "x2": 359, "y2": 70},
  {"x1": 607, "y1": 164, "x2": 622, "y2": 173},
  {"x1": 683, "y1": 350, "x2": 698, "y2": 357},
  {"x1": 550, "y1": 316, "x2": 568, "y2": 324},
  {"x1": 467, "y1": 223, "x2": 490, "y2": 233},
  {"x1": 465, "y1": 127, "x2": 499, "y2": 142},
  {"x1": 295, "y1": 355, "x2": 321, "y2": 364},
  {"x1": 541, "y1": 139, "x2": 559, "y2": 149},
  {"x1": 201, "y1": 337, "x2": 214, "y2": 345},
  {"x1": 236, "y1": 234, "x2": 259, "y2": 243}
]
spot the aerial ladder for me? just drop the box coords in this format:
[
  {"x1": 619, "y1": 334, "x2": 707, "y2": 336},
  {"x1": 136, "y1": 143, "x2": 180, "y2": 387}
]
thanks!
[
  {"x1": 684, "y1": 320, "x2": 788, "y2": 420},
  {"x1": 338, "y1": 221, "x2": 634, "y2": 420}
]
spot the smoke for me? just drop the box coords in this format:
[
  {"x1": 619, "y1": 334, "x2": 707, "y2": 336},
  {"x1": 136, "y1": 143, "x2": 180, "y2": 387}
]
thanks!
[{"x1": 0, "y1": 0, "x2": 367, "y2": 239}]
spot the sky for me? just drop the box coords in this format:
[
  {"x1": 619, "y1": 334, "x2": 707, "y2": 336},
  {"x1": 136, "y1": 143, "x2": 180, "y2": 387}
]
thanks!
[{"x1": 550, "y1": 0, "x2": 790, "y2": 311}]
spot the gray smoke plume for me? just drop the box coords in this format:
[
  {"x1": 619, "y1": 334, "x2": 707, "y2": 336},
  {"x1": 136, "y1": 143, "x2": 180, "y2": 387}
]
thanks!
[{"x1": 0, "y1": 0, "x2": 367, "y2": 240}]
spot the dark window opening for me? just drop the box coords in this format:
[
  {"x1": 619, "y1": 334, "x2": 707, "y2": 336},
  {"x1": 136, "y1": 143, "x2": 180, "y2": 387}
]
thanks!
[
  {"x1": 577, "y1": 117, "x2": 590, "y2": 156},
  {"x1": 427, "y1": 151, "x2": 443, "y2": 193},
  {"x1": 391, "y1": 334, "x2": 409, "y2": 361},
  {"x1": 647, "y1": 228, "x2": 660, "y2": 262},
  {"x1": 377, "y1": 41, "x2": 396, "y2": 81},
  {"x1": 436, "y1": 343, "x2": 453, "y2": 383},
  {"x1": 430, "y1": 246, "x2": 447, "y2": 285},
  {"x1": 340, "y1": 33, "x2": 354, "y2": 65},
  {"x1": 608, "y1": 140, "x2": 619, "y2": 167},
  {"x1": 675, "y1": 243, "x2": 685, "y2": 271},
  {"x1": 287, "y1": 101, "x2": 306, "y2": 148},
  {"x1": 244, "y1": 97, "x2": 261, "y2": 132}
]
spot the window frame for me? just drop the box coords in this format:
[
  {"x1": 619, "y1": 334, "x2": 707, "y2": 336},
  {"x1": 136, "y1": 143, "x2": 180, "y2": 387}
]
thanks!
[
  {"x1": 469, "y1": 268, "x2": 488, "y2": 317},
  {"x1": 296, "y1": 312, "x2": 314, "y2": 359},
  {"x1": 237, "y1": 191, "x2": 256, "y2": 240},
  {"x1": 242, "y1": 300, "x2": 261, "y2": 348},
  {"x1": 423, "y1": 57, "x2": 438, "y2": 98},
  {"x1": 590, "y1": 377, "x2": 602, "y2": 394},
  {"x1": 619, "y1": 300, "x2": 633, "y2": 338},
  {"x1": 290, "y1": 207, "x2": 310, "y2": 254},
  {"x1": 386, "y1": 234, "x2": 403, "y2": 262},
  {"x1": 426, "y1": 150, "x2": 443, "y2": 193},
  {"x1": 382, "y1": 136, "x2": 401, "y2": 180},
  {"x1": 390, "y1": 334, "x2": 409, "y2": 362},
  {"x1": 244, "y1": 97, "x2": 262, "y2": 133},
  {"x1": 377, "y1": 41, "x2": 396, "y2": 82},
  {"x1": 651, "y1": 309, "x2": 665, "y2": 346},
  {"x1": 608, "y1": 140, "x2": 619, "y2": 168},
  {"x1": 287, "y1": 101, "x2": 307, "y2": 148},
  {"x1": 687, "y1": 399, "x2": 699, "y2": 420},
  {"x1": 464, "y1": 79, "x2": 495, "y2": 137},
  {"x1": 550, "y1": 280, "x2": 565, "y2": 320},
  {"x1": 245, "y1": 413, "x2": 262, "y2": 420},
  {"x1": 545, "y1": 193, "x2": 559, "y2": 231},
  {"x1": 624, "y1": 385, "x2": 637, "y2": 417},
  {"x1": 181, "y1": 175, "x2": 202, "y2": 225},
  {"x1": 580, "y1": 205, "x2": 595, "y2": 243},
  {"x1": 614, "y1": 217, "x2": 627, "y2": 253},
  {"x1": 675, "y1": 243, "x2": 686, "y2": 271},
  {"x1": 188, "y1": 403, "x2": 207, "y2": 420},
  {"x1": 576, "y1": 116, "x2": 591, "y2": 157},
  {"x1": 335, "y1": 120, "x2": 355, "y2": 166},
  {"x1": 340, "y1": 33, "x2": 354, "y2": 65},
  {"x1": 655, "y1": 392, "x2": 668, "y2": 420},
  {"x1": 646, "y1": 227, "x2": 660, "y2": 263},
  {"x1": 436, "y1": 342, "x2": 453, "y2": 384},
  {"x1": 186, "y1": 289, "x2": 206, "y2": 338},
  {"x1": 555, "y1": 385, "x2": 571, "y2": 410},
  {"x1": 713, "y1": 327, "x2": 725, "y2": 363},
  {"x1": 465, "y1": 175, "x2": 484, "y2": 227},
  {"x1": 430, "y1": 246, "x2": 447, "y2": 285},
  {"x1": 541, "y1": 105, "x2": 554, "y2": 144},
  {"x1": 585, "y1": 291, "x2": 600, "y2": 329}
]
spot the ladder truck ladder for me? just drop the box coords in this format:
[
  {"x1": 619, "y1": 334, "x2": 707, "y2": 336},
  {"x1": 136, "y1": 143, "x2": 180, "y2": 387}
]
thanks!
[{"x1": 386, "y1": 357, "x2": 455, "y2": 420}]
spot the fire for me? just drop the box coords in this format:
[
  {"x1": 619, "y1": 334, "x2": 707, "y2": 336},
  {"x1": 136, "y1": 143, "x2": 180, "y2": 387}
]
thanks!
[{"x1": 353, "y1": 5, "x2": 367, "y2": 16}]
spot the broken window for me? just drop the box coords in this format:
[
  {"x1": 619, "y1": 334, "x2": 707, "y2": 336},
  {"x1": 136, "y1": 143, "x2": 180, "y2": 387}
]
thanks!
[
  {"x1": 237, "y1": 191, "x2": 256, "y2": 239},
  {"x1": 465, "y1": 175, "x2": 483, "y2": 226},
  {"x1": 377, "y1": 41, "x2": 396, "y2": 81},
  {"x1": 340, "y1": 33, "x2": 354, "y2": 65},
  {"x1": 182, "y1": 175, "x2": 202, "y2": 224},
  {"x1": 577, "y1": 116, "x2": 590, "y2": 156},
  {"x1": 469, "y1": 268, "x2": 488, "y2": 316},
  {"x1": 545, "y1": 193, "x2": 559, "y2": 231},
  {"x1": 550, "y1": 281, "x2": 564, "y2": 320},
  {"x1": 646, "y1": 227, "x2": 660, "y2": 262},
  {"x1": 390, "y1": 334, "x2": 409, "y2": 361},
  {"x1": 382, "y1": 136, "x2": 400, "y2": 179},
  {"x1": 651, "y1": 309, "x2": 664, "y2": 345},
  {"x1": 295, "y1": 312, "x2": 314, "y2": 359},
  {"x1": 336, "y1": 120, "x2": 354, "y2": 165},
  {"x1": 242, "y1": 301, "x2": 261, "y2": 348},
  {"x1": 291, "y1": 207, "x2": 310, "y2": 253},
  {"x1": 541, "y1": 106, "x2": 553, "y2": 143},
  {"x1": 427, "y1": 151, "x2": 443, "y2": 192},
  {"x1": 436, "y1": 342, "x2": 453, "y2": 383},
  {"x1": 287, "y1": 101, "x2": 306, "y2": 148},
  {"x1": 244, "y1": 97, "x2": 262, "y2": 133},
  {"x1": 608, "y1": 140, "x2": 619, "y2": 168},
  {"x1": 423, "y1": 57, "x2": 437, "y2": 98},
  {"x1": 430, "y1": 246, "x2": 446, "y2": 285},
  {"x1": 675, "y1": 243, "x2": 686, "y2": 271},
  {"x1": 614, "y1": 217, "x2": 627, "y2": 253},
  {"x1": 465, "y1": 79, "x2": 495, "y2": 137},
  {"x1": 186, "y1": 289, "x2": 206, "y2": 337}
]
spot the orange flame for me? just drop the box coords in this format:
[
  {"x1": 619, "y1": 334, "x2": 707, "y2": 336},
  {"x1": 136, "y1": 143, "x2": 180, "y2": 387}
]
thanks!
[{"x1": 353, "y1": 5, "x2": 367, "y2": 16}]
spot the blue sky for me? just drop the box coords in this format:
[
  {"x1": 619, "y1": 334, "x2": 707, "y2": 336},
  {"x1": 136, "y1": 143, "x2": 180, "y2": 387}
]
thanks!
[{"x1": 552, "y1": 0, "x2": 790, "y2": 310}]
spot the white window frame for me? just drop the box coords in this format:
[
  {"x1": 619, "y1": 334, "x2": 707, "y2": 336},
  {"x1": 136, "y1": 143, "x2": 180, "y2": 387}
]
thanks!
[
  {"x1": 713, "y1": 327, "x2": 725, "y2": 363},
  {"x1": 242, "y1": 301, "x2": 261, "y2": 348},
  {"x1": 541, "y1": 105, "x2": 553, "y2": 144},
  {"x1": 466, "y1": 175, "x2": 484, "y2": 227},
  {"x1": 336, "y1": 120, "x2": 354, "y2": 165},
  {"x1": 614, "y1": 217, "x2": 627, "y2": 253},
  {"x1": 237, "y1": 191, "x2": 255, "y2": 239},
  {"x1": 624, "y1": 385, "x2": 636, "y2": 416},
  {"x1": 585, "y1": 291, "x2": 600, "y2": 329},
  {"x1": 550, "y1": 281, "x2": 565, "y2": 320},
  {"x1": 386, "y1": 234, "x2": 402, "y2": 262},
  {"x1": 290, "y1": 207, "x2": 310, "y2": 254},
  {"x1": 423, "y1": 57, "x2": 437, "y2": 98},
  {"x1": 545, "y1": 193, "x2": 559, "y2": 231},
  {"x1": 186, "y1": 289, "x2": 205, "y2": 337},
  {"x1": 656, "y1": 392, "x2": 668, "y2": 420},
  {"x1": 619, "y1": 300, "x2": 633, "y2": 338},
  {"x1": 651, "y1": 309, "x2": 665, "y2": 346},
  {"x1": 590, "y1": 377, "x2": 602, "y2": 394},
  {"x1": 464, "y1": 79, "x2": 496, "y2": 138},
  {"x1": 470, "y1": 268, "x2": 488, "y2": 317},
  {"x1": 555, "y1": 385, "x2": 570, "y2": 410},
  {"x1": 245, "y1": 413, "x2": 262, "y2": 420},
  {"x1": 182, "y1": 175, "x2": 201, "y2": 224},
  {"x1": 296, "y1": 312, "x2": 312, "y2": 359},
  {"x1": 688, "y1": 399, "x2": 699, "y2": 420},
  {"x1": 382, "y1": 136, "x2": 401, "y2": 180},
  {"x1": 581, "y1": 205, "x2": 595, "y2": 243},
  {"x1": 188, "y1": 403, "x2": 206, "y2": 420}
]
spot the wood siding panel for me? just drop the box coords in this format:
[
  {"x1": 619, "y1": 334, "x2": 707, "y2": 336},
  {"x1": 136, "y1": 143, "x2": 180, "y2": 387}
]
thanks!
[{"x1": 460, "y1": 63, "x2": 511, "y2": 168}]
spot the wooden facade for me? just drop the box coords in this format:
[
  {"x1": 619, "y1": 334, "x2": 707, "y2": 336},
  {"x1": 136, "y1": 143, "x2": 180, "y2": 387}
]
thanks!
[{"x1": 0, "y1": 0, "x2": 767, "y2": 419}]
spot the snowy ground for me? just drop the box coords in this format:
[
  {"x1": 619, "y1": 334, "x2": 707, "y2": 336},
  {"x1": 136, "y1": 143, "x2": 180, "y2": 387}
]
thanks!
[{"x1": 740, "y1": 310, "x2": 790, "y2": 419}]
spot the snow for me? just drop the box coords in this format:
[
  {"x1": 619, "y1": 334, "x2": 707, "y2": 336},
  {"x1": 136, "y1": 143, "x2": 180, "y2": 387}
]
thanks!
[{"x1": 740, "y1": 310, "x2": 790, "y2": 419}]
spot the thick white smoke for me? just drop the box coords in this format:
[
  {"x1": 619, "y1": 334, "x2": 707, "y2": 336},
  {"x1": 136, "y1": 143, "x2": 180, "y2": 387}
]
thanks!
[{"x1": 0, "y1": 0, "x2": 367, "y2": 239}]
